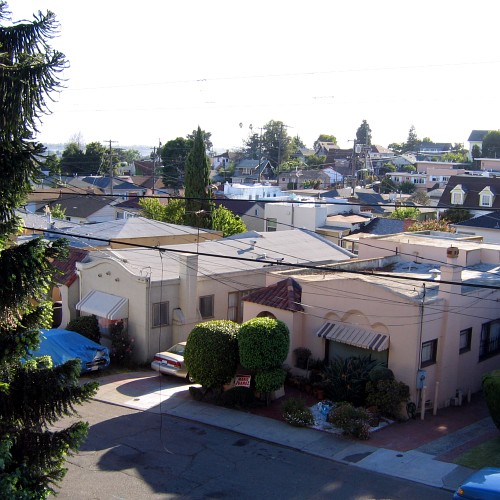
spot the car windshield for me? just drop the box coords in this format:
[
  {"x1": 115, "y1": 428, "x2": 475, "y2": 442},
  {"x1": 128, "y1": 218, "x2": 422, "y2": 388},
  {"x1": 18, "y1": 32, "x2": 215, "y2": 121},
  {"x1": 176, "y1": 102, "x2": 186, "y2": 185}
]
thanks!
[{"x1": 167, "y1": 344, "x2": 185, "y2": 356}]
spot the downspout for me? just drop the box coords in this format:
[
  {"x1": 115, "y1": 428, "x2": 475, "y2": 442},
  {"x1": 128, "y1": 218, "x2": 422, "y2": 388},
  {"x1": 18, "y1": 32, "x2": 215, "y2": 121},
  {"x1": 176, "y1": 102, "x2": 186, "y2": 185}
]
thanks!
[{"x1": 416, "y1": 283, "x2": 426, "y2": 406}]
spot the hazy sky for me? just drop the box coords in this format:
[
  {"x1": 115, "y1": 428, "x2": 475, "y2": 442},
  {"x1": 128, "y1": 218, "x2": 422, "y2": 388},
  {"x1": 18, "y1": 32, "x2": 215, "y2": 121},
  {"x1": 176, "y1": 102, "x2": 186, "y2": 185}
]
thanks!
[{"x1": 10, "y1": 1, "x2": 500, "y2": 153}]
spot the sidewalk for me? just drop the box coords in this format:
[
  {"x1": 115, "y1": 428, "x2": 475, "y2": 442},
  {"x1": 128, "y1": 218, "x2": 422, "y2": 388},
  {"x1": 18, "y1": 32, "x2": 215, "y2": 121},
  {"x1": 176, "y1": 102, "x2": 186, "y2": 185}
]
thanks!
[{"x1": 90, "y1": 370, "x2": 494, "y2": 493}]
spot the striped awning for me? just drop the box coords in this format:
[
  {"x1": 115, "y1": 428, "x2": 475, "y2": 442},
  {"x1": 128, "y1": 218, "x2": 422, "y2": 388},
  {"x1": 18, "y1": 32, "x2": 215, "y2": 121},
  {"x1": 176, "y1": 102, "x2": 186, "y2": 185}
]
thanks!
[
  {"x1": 76, "y1": 290, "x2": 128, "y2": 320},
  {"x1": 316, "y1": 322, "x2": 389, "y2": 352}
]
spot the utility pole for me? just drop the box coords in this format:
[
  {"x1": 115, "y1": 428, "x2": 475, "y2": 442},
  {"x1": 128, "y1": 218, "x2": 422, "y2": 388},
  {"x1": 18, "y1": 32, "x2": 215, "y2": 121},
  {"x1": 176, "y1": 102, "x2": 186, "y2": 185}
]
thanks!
[
  {"x1": 152, "y1": 138, "x2": 162, "y2": 195},
  {"x1": 104, "y1": 140, "x2": 118, "y2": 196}
]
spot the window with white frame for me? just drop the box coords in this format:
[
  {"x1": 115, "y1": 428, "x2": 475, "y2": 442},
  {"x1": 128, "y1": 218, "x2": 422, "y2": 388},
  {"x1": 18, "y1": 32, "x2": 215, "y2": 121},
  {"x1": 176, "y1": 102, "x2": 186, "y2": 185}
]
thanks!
[
  {"x1": 266, "y1": 218, "x2": 277, "y2": 232},
  {"x1": 199, "y1": 295, "x2": 214, "y2": 319},
  {"x1": 459, "y1": 328, "x2": 472, "y2": 354},
  {"x1": 479, "y1": 187, "x2": 494, "y2": 207},
  {"x1": 451, "y1": 185, "x2": 465, "y2": 205},
  {"x1": 152, "y1": 301, "x2": 169, "y2": 327},
  {"x1": 421, "y1": 339, "x2": 438, "y2": 367}
]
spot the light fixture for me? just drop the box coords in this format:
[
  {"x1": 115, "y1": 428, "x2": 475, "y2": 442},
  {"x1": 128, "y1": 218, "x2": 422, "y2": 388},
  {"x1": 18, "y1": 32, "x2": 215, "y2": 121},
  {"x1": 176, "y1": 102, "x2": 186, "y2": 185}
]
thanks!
[
  {"x1": 106, "y1": 271, "x2": 111, "y2": 275},
  {"x1": 98, "y1": 273, "x2": 102, "y2": 277}
]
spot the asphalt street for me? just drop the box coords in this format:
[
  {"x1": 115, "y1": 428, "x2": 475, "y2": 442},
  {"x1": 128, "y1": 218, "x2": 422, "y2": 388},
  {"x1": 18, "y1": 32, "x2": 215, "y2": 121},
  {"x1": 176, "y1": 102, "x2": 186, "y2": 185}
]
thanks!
[{"x1": 54, "y1": 399, "x2": 451, "y2": 500}]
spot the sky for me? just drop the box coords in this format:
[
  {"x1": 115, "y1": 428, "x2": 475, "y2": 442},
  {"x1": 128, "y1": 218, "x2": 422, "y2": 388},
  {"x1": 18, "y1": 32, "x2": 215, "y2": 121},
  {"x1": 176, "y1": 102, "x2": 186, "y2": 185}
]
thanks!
[{"x1": 9, "y1": 1, "x2": 500, "y2": 154}]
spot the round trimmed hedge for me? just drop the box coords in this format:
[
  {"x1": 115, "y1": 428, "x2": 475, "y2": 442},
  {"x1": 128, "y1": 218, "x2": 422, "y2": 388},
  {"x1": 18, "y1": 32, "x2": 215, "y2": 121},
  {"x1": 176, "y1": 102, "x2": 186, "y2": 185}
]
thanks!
[
  {"x1": 238, "y1": 317, "x2": 289, "y2": 371},
  {"x1": 184, "y1": 320, "x2": 239, "y2": 389}
]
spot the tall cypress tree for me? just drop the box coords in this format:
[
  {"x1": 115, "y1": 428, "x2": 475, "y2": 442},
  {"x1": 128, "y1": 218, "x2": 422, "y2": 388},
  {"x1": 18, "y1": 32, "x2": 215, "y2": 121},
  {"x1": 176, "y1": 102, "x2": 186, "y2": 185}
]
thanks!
[
  {"x1": 0, "y1": 4, "x2": 98, "y2": 497},
  {"x1": 184, "y1": 126, "x2": 212, "y2": 228}
]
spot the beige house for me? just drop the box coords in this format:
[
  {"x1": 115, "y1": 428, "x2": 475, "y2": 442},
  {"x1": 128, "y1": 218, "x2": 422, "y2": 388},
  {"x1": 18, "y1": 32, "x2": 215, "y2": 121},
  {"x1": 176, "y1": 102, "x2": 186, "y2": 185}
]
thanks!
[
  {"x1": 74, "y1": 229, "x2": 355, "y2": 363},
  {"x1": 243, "y1": 232, "x2": 500, "y2": 410}
]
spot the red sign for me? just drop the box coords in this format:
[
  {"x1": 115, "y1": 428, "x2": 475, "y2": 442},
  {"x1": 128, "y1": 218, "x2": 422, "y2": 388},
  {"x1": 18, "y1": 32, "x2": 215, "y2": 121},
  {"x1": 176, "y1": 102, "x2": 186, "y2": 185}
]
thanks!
[{"x1": 234, "y1": 375, "x2": 251, "y2": 388}]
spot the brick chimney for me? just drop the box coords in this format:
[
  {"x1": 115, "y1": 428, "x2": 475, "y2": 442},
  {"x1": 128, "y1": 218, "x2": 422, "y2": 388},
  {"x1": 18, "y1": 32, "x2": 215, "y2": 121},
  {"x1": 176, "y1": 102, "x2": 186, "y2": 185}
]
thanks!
[{"x1": 403, "y1": 218, "x2": 416, "y2": 232}]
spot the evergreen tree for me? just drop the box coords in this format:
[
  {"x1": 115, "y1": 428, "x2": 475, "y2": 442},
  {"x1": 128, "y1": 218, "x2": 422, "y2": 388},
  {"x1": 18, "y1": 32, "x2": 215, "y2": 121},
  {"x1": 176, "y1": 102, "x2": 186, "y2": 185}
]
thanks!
[
  {"x1": 160, "y1": 137, "x2": 192, "y2": 190},
  {"x1": 184, "y1": 126, "x2": 212, "y2": 227},
  {"x1": 403, "y1": 125, "x2": 420, "y2": 153},
  {"x1": 0, "y1": 4, "x2": 98, "y2": 497},
  {"x1": 356, "y1": 120, "x2": 372, "y2": 146}
]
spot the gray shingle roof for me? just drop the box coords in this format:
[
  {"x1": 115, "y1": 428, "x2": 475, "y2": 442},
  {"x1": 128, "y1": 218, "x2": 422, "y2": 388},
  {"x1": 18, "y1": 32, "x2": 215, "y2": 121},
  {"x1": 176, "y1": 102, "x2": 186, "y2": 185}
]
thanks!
[{"x1": 467, "y1": 130, "x2": 490, "y2": 142}]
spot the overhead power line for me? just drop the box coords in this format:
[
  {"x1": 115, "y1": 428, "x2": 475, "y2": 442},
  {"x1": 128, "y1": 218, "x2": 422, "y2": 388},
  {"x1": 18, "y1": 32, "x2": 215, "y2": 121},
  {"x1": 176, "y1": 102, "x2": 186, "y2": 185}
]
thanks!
[{"x1": 22, "y1": 225, "x2": 500, "y2": 290}]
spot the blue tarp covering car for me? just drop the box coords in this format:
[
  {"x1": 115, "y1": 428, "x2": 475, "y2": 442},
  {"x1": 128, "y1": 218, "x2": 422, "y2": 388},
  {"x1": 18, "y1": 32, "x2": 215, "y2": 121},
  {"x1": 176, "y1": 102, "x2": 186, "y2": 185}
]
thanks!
[{"x1": 29, "y1": 329, "x2": 110, "y2": 374}]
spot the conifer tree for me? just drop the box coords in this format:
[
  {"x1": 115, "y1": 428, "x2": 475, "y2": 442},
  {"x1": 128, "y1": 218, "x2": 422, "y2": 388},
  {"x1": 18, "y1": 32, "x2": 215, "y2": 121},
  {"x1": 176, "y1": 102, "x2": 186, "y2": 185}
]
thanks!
[
  {"x1": 184, "y1": 126, "x2": 212, "y2": 228},
  {"x1": 0, "y1": 4, "x2": 98, "y2": 497}
]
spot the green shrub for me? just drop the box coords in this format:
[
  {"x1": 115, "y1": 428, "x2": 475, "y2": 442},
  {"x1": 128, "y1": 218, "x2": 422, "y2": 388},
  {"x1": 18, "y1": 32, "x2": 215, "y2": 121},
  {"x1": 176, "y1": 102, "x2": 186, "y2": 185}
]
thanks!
[
  {"x1": 323, "y1": 355, "x2": 382, "y2": 406},
  {"x1": 368, "y1": 365, "x2": 394, "y2": 383},
  {"x1": 366, "y1": 379, "x2": 410, "y2": 419},
  {"x1": 482, "y1": 370, "x2": 500, "y2": 430},
  {"x1": 238, "y1": 317, "x2": 290, "y2": 371},
  {"x1": 327, "y1": 402, "x2": 371, "y2": 440},
  {"x1": 219, "y1": 387, "x2": 254, "y2": 409},
  {"x1": 184, "y1": 320, "x2": 240, "y2": 389},
  {"x1": 66, "y1": 315, "x2": 101, "y2": 343},
  {"x1": 255, "y1": 368, "x2": 287, "y2": 393},
  {"x1": 281, "y1": 397, "x2": 314, "y2": 427}
]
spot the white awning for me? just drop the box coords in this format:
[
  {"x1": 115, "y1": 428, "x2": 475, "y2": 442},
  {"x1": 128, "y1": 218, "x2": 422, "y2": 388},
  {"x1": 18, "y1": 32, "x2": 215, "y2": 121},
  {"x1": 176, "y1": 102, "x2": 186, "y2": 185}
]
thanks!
[
  {"x1": 316, "y1": 322, "x2": 389, "y2": 352},
  {"x1": 76, "y1": 290, "x2": 128, "y2": 320}
]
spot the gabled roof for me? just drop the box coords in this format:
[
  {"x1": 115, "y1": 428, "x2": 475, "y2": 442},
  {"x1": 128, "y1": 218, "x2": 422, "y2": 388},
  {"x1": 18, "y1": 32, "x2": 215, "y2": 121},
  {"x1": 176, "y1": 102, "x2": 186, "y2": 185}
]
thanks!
[
  {"x1": 243, "y1": 277, "x2": 303, "y2": 312},
  {"x1": 40, "y1": 193, "x2": 111, "y2": 218},
  {"x1": 468, "y1": 130, "x2": 490, "y2": 142},
  {"x1": 438, "y1": 175, "x2": 500, "y2": 210},
  {"x1": 358, "y1": 217, "x2": 406, "y2": 235},
  {"x1": 454, "y1": 211, "x2": 500, "y2": 229},
  {"x1": 370, "y1": 145, "x2": 393, "y2": 154},
  {"x1": 355, "y1": 192, "x2": 388, "y2": 214},
  {"x1": 64, "y1": 216, "x2": 218, "y2": 240},
  {"x1": 51, "y1": 248, "x2": 89, "y2": 287},
  {"x1": 80, "y1": 177, "x2": 140, "y2": 191},
  {"x1": 214, "y1": 198, "x2": 264, "y2": 217}
]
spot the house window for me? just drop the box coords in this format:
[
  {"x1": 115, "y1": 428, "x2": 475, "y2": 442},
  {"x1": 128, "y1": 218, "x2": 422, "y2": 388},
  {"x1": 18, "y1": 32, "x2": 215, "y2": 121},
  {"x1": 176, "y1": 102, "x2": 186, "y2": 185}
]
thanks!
[
  {"x1": 266, "y1": 218, "x2": 277, "y2": 232},
  {"x1": 421, "y1": 339, "x2": 437, "y2": 367},
  {"x1": 199, "y1": 295, "x2": 214, "y2": 319},
  {"x1": 480, "y1": 319, "x2": 500, "y2": 359},
  {"x1": 451, "y1": 185, "x2": 465, "y2": 205},
  {"x1": 152, "y1": 301, "x2": 169, "y2": 327},
  {"x1": 480, "y1": 194, "x2": 491, "y2": 207},
  {"x1": 479, "y1": 187, "x2": 494, "y2": 207},
  {"x1": 227, "y1": 289, "x2": 258, "y2": 323},
  {"x1": 459, "y1": 328, "x2": 472, "y2": 354}
]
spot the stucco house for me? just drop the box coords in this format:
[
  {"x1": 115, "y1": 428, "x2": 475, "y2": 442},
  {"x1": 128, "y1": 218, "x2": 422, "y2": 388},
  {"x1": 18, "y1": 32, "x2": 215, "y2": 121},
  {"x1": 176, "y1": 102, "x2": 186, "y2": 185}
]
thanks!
[
  {"x1": 437, "y1": 175, "x2": 500, "y2": 216},
  {"x1": 74, "y1": 229, "x2": 355, "y2": 363},
  {"x1": 243, "y1": 232, "x2": 500, "y2": 410}
]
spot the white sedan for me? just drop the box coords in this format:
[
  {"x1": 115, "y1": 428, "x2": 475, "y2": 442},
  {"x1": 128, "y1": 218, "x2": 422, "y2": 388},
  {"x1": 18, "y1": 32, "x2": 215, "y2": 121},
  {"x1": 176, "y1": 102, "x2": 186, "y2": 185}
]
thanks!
[{"x1": 151, "y1": 342, "x2": 194, "y2": 382}]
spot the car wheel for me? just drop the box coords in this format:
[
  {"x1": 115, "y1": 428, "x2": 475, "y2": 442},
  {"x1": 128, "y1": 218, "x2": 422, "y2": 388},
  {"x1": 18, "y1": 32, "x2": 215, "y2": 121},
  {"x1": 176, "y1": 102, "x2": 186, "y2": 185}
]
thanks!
[{"x1": 187, "y1": 374, "x2": 195, "y2": 383}]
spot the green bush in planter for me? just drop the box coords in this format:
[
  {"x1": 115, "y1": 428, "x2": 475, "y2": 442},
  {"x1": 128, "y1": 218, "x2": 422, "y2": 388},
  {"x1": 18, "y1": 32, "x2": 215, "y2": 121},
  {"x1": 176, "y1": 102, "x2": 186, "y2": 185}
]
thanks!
[
  {"x1": 184, "y1": 320, "x2": 239, "y2": 390},
  {"x1": 281, "y1": 397, "x2": 314, "y2": 427},
  {"x1": 66, "y1": 315, "x2": 101, "y2": 343},
  {"x1": 238, "y1": 317, "x2": 289, "y2": 371},
  {"x1": 255, "y1": 368, "x2": 287, "y2": 393},
  {"x1": 327, "y1": 402, "x2": 371, "y2": 440},
  {"x1": 482, "y1": 370, "x2": 500, "y2": 430},
  {"x1": 323, "y1": 355, "x2": 382, "y2": 406},
  {"x1": 366, "y1": 379, "x2": 410, "y2": 420}
]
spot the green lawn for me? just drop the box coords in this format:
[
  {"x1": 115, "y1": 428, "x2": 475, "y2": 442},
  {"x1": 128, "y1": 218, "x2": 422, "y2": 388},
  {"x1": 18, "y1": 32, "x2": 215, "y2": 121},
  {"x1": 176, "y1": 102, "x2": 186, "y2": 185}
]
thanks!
[{"x1": 453, "y1": 436, "x2": 500, "y2": 469}]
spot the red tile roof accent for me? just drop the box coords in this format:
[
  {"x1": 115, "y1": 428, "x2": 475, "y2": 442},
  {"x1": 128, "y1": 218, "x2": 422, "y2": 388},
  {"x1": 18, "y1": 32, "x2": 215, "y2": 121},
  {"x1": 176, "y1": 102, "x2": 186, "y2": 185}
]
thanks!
[
  {"x1": 243, "y1": 278, "x2": 303, "y2": 312},
  {"x1": 51, "y1": 248, "x2": 88, "y2": 287}
]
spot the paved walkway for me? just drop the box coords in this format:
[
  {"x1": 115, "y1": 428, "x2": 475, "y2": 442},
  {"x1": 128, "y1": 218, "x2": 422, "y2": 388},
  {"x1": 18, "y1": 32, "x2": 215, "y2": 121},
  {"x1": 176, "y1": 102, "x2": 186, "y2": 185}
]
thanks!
[{"x1": 90, "y1": 370, "x2": 496, "y2": 493}]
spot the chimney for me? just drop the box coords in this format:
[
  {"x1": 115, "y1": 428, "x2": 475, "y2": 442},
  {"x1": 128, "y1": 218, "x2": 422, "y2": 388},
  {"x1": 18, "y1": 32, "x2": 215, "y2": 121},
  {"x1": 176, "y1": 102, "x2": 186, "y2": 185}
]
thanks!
[{"x1": 403, "y1": 218, "x2": 416, "y2": 232}]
